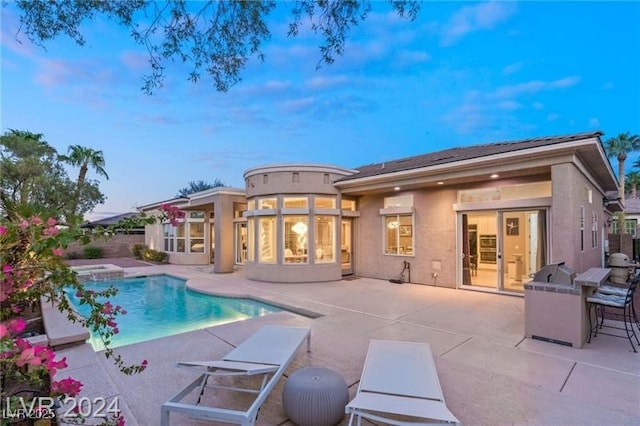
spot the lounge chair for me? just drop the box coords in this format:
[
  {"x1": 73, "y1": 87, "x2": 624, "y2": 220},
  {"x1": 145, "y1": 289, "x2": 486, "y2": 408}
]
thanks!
[
  {"x1": 346, "y1": 339, "x2": 459, "y2": 425},
  {"x1": 160, "y1": 325, "x2": 311, "y2": 426}
]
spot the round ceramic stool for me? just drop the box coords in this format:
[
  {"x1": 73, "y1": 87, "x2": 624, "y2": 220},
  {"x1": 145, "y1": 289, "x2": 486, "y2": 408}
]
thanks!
[{"x1": 282, "y1": 367, "x2": 349, "y2": 426}]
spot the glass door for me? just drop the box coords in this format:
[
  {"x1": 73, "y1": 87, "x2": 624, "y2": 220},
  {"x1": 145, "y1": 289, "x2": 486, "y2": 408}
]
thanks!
[
  {"x1": 235, "y1": 222, "x2": 247, "y2": 264},
  {"x1": 500, "y1": 210, "x2": 547, "y2": 292},
  {"x1": 462, "y1": 212, "x2": 498, "y2": 289},
  {"x1": 341, "y1": 219, "x2": 353, "y2": 276},
  {"x1": 210, "y1": 223, "x2": 215, "y2": 264},
  {"x1": 462, "y1": 209, "x2": 547, "y2": 293}
]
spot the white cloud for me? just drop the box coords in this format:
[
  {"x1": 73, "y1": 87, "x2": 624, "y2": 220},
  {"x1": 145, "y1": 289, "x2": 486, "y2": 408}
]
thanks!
[
  {"x1": 498, "y1": 100, "x2": 521, "y2": 111},
  {"x1": 532, "y1": 102, "x2": 544, "y2": 110},
  {"x1": 440, "y1": 1, "x2": 517, "y2": 46},
  {"x1": 547, "y1": 114, "x2": 560, "y2": 121},
  {"x1": 280, "y1": 97, "x2": 317, "y2": 114},
  {"x1": 502, "y1": 61, "x2": 524, "y2": 76},
  {"x1": 589, "y1": 118, "x2": 600, "y2": 127},
  {"x1": 395, "y1": 49, "x2": 431, "y2": 66},
  {"x1": 120, "y1": 51, "x2": 148, "y2": 71},
  {"x1": 493, "y1": 75, "x2": 581, "y2": 98},
  {"x1": 305, "y1": 75, "x2": 349, "y2": 90}
]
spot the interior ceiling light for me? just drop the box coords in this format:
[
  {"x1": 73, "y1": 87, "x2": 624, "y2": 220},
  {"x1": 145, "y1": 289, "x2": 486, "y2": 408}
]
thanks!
[
  {"x1": 490, "y1": 174, "x2": 499, "y2": 179},
  {"x1": 387, "y1": 221, "x2": 399, "y2": 229},
  {"x1": 292, "y1": 222, "x2": 308, "y2": 235},
  {"x1": 437, "y1": 181, "x2": 444, "y2": 185},
  {"x1": 394, "y1": 186, "x2": 401, "y2": 191}
]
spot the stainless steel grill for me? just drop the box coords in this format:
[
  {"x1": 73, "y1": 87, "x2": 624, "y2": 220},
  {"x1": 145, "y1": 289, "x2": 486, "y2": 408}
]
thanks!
[{"x1": 531, "y1": 262, "x2": 575, "y2": 286}]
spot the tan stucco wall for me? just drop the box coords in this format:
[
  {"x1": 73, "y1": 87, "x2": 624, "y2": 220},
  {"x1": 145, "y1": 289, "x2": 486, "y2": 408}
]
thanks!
[
  {"x1": 354, "y1": 188, "x2": 458, "y2": 288},
  {"x1": 551, "y1": 163, "x2": 606, "y2": 273}
]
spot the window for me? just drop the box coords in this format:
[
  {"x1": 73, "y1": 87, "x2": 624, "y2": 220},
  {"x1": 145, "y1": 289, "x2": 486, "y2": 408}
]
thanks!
[
  {"x1": 382, "y1": 195, "x2": 414, "y2": 256},
  {"x1": 591, "y1": 211, "x2": 598, "y2": 249},
  {"x1": 283, "y1": 216, "x2": 308, "y2": 263},
  {"x1": 384, "y1": 195, "x2": 413, "y2": 208},
  {"x1": 315, "y1": 197, "x2": 336, "y2": 209},
  {"x1": 341, "y1": 199, "x2": 356, "y2": 211},
  {"x1": 247, "y1": 217, "x2": 255, "y2": 262},
  {"x1": 259, "y1": 217, "x2": 276, "y2": 263},
  {"x1": 163, "y1": 224, "x2": 175, "y2": 252},
  {"x1": 385, "y1": 215, "x2": 414, "y2": 255},
  {"x1": 190, "y1": 222, "x2": 205, "y2": 253},
  {"x1": 162, "y1": 211, "x2": 205, "y2": 253},
  {"x1": 259, "y1": 198, "x2": 277, "y2": 209},
  {"x1": 315, "y1": 216, "x2": 335, "y2": 263},
  {"x1": 458, "y1": 181, "x2": 552, "y2": 203},
  {"x1": 614, "y1": 218, "x2": 638, "y2": 237},
  {"x1": 579, "y1": 206, "x2": 585, "y2": 252},
  {"x1": 283, "y1": 197, "x2": 308, "y2": 208},
  {"x1": 175, "y1": 223, "x2": 185, "y2": 252}
]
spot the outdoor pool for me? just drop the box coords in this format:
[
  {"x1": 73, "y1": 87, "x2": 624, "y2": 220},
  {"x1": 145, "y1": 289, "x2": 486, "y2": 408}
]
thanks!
[{"x1": 66, "y1": 274, "x2": 284, "y2": 350}]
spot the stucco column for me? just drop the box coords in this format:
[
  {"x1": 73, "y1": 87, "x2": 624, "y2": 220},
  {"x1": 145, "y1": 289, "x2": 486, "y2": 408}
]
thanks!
[{"x1": 214, "y1": 195, "x2": 235, "y2": 273}]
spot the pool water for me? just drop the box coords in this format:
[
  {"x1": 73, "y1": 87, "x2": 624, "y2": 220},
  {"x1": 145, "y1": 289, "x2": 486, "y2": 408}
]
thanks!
[{"x1": 66, "y1": 274, "x2": 283, "y2": 350}]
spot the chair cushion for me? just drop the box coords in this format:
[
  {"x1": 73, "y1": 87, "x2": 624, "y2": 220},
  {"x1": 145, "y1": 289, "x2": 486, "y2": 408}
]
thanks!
[
  {"x1": 586, "y1": 293, "x2": 626, "y2": 308},
  {"x1": 597, "y1": 284, "x2": 628, "y2": 296}
]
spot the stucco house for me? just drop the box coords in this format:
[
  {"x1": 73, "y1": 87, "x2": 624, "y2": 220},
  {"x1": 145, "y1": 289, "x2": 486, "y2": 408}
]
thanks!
[{"x1": 139, "y1": 131, "x2": 620, "y2": 295}]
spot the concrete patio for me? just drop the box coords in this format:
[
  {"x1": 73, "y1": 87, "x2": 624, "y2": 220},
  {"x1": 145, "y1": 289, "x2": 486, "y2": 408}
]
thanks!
[{"x1": 55, "y1": 263, "x2": 640, "y2": 425}]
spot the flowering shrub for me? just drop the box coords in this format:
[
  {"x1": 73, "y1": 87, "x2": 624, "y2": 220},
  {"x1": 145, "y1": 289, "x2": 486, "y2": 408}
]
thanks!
[{"x1": 0, "y1": 205, "x2": 182, "y2": 424}]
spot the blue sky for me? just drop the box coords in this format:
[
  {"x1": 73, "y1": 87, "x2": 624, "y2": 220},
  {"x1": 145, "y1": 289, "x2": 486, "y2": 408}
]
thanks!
[{"x1": 2, "y1": 1, "x2": 639, "y2": 220}]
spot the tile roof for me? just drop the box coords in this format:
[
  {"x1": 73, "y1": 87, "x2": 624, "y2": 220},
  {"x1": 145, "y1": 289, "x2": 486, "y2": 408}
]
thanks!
[
  {"x1": 81, "y1": 212, "x2": 141, "y2": 228},
  {"x1": 338, "y1": 131, "x2": 603, "y2": 182}
]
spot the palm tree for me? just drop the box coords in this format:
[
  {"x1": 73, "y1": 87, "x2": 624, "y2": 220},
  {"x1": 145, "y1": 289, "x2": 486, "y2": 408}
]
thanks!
[
  {"x1": 605, "y1": 132, "x2": 640, "y2": 202},
  {"x1": 61, "y1": 145, "x2": 109, "y2": 224},
  {"x1": 176, "y1": 179, "x2": 227, "y2": 197},
  {"x1": 625, "y1": 171, "x2": 640, "y2": 199}
]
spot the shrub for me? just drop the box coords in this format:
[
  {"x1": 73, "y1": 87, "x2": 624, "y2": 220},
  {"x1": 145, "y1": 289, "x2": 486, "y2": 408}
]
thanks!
[
  {"x1": 66, "y1": 251, "x2": 81, "y2": 259},
  {"x1": 83, "y1": 246, "x2": 103, "y2": 259},
  {"x1": 141, "y1": 248, "x2": 168, "y2": 263},
  {"x1": 132, "y1": 244, "x2": 146, "y2": 259}
]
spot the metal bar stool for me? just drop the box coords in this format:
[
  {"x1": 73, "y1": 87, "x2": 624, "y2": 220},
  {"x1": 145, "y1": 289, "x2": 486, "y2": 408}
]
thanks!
[
  {"x1": 595, "y1": 281, "x2": 640, "y2": 332},
  {"x1": 586, "y1": 277, "x2": 639, "y2": 352}
]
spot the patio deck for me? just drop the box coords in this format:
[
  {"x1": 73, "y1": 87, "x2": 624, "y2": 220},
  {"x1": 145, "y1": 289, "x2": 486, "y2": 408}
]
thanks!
[{"x1": 54, "y1": 261, "x2": 640, "y2": 425}]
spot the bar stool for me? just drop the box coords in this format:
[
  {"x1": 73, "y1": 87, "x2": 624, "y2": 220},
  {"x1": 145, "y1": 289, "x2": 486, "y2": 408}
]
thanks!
[
  {"x1": 586, "y1": 277, "x2": 639, "y2": 352},
  {"x1": 595, "y1": 281, "x2": 640, "y2": 332}
]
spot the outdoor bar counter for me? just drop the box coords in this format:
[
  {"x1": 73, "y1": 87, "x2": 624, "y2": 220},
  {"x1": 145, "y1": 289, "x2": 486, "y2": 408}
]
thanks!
[{"x1": 524, "y1": 265, "x2": 610, "y2": 348}]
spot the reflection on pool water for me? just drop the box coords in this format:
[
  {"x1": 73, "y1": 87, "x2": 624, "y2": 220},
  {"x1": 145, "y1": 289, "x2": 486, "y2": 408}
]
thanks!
[{"x1": 66, "y1": 274, "x2": 283, "y2": 350}]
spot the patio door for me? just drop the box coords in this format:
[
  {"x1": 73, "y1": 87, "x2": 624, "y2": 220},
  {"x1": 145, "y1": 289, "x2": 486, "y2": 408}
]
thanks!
[
  {"x1": 210, "y1": 223, "x2": 215, "y2": 264},
  {"x1": 341, "y1": 218, "x2": 354, "y2": 276},
  {"x1": 461, "y1": 209, "x2": 547, "y2": 293},
  {"x1": 235, "y1": 222, "x2": 247, "y2": 264}
]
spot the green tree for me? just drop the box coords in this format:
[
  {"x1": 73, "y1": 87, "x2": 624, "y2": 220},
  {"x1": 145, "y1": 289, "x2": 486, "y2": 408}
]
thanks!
[
  {"x1": 605, "y1": 132, "x2": 640, "y2": 202},
  {"x1": 625, "y1": 171, "x2": 640, "y2": 199},
  {"x1": 0, "y1": 130, "x2": 105, "y2": 225},
  {"x1": 10, "y1": 0, "x2": 420, "y2": 94},
  {"x1": 59, "y1": 145, "x2": 109, "y2": 225},
  {"x1": 176, "y1": 178, "x2": 227, "y2": 198}
]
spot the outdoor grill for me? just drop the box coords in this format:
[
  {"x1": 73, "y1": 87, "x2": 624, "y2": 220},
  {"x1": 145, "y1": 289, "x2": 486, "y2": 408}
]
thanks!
[
  {"x1": 531, "y1": 262, "x2": 576, "y2": 286},
  {"x1": 607, "y1": 253, "x2": 631, "y2": 284}
]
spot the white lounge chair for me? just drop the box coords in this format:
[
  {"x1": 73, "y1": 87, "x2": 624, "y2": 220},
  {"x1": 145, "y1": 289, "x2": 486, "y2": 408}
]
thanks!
[
  {"x1": 346, "y1": 339, "x2": 459, "y2": 425},
  {"x1": 161, "y1": 325, "x2": 311, "y2": 426}
]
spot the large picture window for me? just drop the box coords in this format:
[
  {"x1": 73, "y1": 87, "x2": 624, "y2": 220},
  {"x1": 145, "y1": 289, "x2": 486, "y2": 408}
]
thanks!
[
  {"x1": 190, "y1": 222, "x2": 205, "y2": 253},
  {"x1": 385, "y1": 214, "x2": 414, "y2": 255},
  {"x1": 283, "y1": 216, "x2": 308, "y2": 263},
  {"x1": 162, "y1": 211, "x2": 205, "y2": 254},
  {"x1": 163, "y1": 224, "x2": 175, "y2": 252},
  {"x1": 259, "y1": 217, "x2": 276, "y2": 263},
  {"x1": 176, "y1": 223, "x2": 186, "y2": 253},
  {"x1": 315, "y1": 216, "x2": 335, "y2": 263}
]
